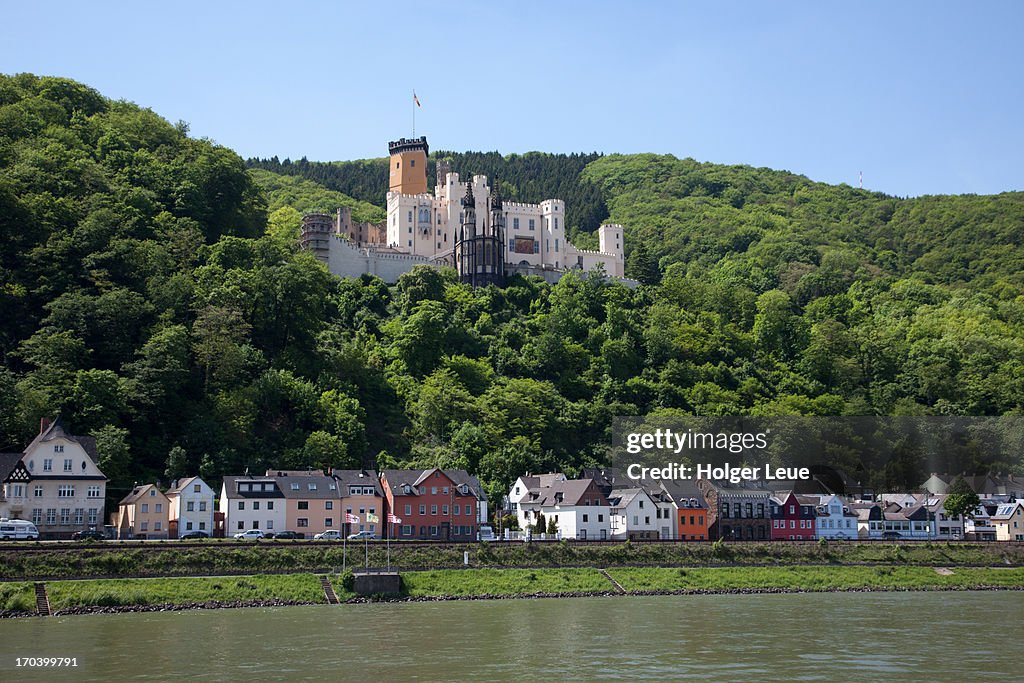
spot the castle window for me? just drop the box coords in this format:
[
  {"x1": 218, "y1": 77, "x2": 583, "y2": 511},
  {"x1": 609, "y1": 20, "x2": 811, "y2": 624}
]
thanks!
[
  {"x1": 437, "y1": 243, "x2": 440, "y2": 249},
  {"x1": 534, "y1": 241, "x2": 540, "y2": 254},
  {"x1": 554, "y1": 217, "x2": 559, "y2": 230},
  {"x1": 513, "y1": 217, "x2": 520, "y2": 229},
  {"x1": 410, "y1": 159, "x2": 415, "y2": 167},
  {"x1": 509, "y1": 239, "x2": 515, "y2": 251},
  {"x1": 396, "y1": 162, "x2": 400, "y2": 169},
  {"x1": 408, "y1": 211, "x2": 412, "y2": 223},
  {"x1": 555, "y1": 239, "x2": 559, "y2": 252},
  {"x1": 528, "y1": 219, "x2": 535, "y2": 231},
  {"x1": 408, "y1": 240, "x2": 412, "y2": 247}
]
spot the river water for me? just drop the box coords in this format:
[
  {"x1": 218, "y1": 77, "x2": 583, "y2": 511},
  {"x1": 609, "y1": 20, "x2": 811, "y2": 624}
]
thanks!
[{"x1": 1, "y1": 591, "x2": 1020, "y2": 681}]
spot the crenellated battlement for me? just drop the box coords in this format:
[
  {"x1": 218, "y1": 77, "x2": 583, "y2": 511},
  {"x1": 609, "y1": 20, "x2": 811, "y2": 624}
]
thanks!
[{"x1": 388, "y1": 136, "x2": 429, "y2": 155}]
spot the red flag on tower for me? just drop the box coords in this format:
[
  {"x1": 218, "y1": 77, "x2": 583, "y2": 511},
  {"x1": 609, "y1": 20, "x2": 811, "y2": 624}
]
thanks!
[{"x1": 413, "y1": 91, "x2": 421, "y2": 108}]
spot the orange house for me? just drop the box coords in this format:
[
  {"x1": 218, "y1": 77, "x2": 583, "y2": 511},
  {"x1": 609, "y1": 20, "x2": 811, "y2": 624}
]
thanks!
[{"x1": 660, "y1": 480, "x2": 709, "y2": 541}]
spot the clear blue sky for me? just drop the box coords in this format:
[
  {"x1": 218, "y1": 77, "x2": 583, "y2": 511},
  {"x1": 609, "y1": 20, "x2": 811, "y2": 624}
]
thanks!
[{"x1": 3, "y1": 1, "x2": 1022, "y2": 197}]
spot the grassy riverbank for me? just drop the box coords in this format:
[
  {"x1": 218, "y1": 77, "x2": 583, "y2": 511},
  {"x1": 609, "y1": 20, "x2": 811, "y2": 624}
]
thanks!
[
  {"x1": 5, "y1": 565, "x2": 1023, "y2": 617},
  {"x1": 3, "y1": 540, "x2": 1023, "y2": 581}
]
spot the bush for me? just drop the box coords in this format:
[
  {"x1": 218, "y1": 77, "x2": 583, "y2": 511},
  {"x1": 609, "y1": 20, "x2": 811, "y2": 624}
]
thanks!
[{"x1": 339, "y1": 569, "x2": 355, "y2": 592}]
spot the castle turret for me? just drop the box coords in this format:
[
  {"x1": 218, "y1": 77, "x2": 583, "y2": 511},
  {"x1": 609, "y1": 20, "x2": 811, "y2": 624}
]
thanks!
[{"x1": 388, "y1": 136, "x2": 429, "y2": 195}]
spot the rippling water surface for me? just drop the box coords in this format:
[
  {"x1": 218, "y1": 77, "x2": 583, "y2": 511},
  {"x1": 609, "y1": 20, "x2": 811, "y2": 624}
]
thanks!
[{"x1": 1, "y1": 591, "x2": 1020, "y2": 681}]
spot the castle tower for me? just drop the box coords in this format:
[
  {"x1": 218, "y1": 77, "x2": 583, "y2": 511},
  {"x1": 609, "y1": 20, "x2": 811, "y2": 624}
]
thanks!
[
  {"x1": 388, "y1": 136, "x2": 429, "y2": 195},
  {"x1": 455, "y1": 181, "x2": 504, "y2": 287},
  {"x1": 299, "y1": 212, "x2": 334, "y2": 263}
]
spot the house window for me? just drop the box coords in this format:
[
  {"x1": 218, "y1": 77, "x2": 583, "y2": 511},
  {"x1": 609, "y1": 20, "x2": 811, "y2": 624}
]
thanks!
[
  {"x1": 73, "y1": 509, "x2": 84, "y2": 525},
  {"x1": 513, "y1": 217, "x2": 520, "y2": 229},
  {"x1": 405, "y1": 505, "x2": 412, "y2": 516},
  {"x1": 58, "y1": 485, "x2": 75, "y2": 497},
  {"x1": 88, "y1": 509, "x2": 98, "y2": 524},
  {"x1": 253, "y1": 502, "x2": 260, "y2": 510},
  {"x1": 141, "y1": 521, "x2": 149, "y2": 531},
  {"x1": 267, "y1": 502, "x2": 274, "y2": 510},
  {"x1": 297, "y1": 519, "x2": 308, "y2": 527},
  {"x1": 442, "y1": 505, "x2": 448, "y2": 515},
  {"x1": 187, "y1": 502, "x2": 195, "y2": 512},
  {"x1": 43, "y1": 459, "x2": 52, "y2": 472},
  {"x1": 32, "y1": 509, "x2": 42, "y2": 524},
  {"x1": 34, "y1": 485, "x2": 44, "y2": 497},
  {"x1": 155, "y1": 504, "x2": 162, "y2": 513},
  {"x1": 582, "y1": 514, "x2": 589, "y2": 523},
  {"x1": 598, "y1": 514, "x2": 604, "y2": 522},
  {"x1": 155, "y1": 522, "x2": 162, "y2": 531},
  {"x1": 194, "y1": 484, "x2": 201, "y2": 493},
  {"x1": 64, "y1": 459, "x2": 72, "y2": 472},
  {"x1": 529, "y1": 219, "x2": 535, "y2": 231},
  {"x1": 291, "y1": 483, "x2": 300, "y2": 491},
  {"x1": 46, "y1": 509, "x2": 57, "y2": 525},
  {"x1": 54, "y1": 445, "x2": 64, "y2": 453},
  {"x1": 431, "y1": 487, "x2": 437, "y2": 495},
  {"x1": 325, "y1": 518, "x2": 333, "y2": 527},
  {"x1": 266, "y1": 521, "x2": 273, "y2": 530},
  {"x1": 186, "y1": 522, "x2": 193, "y2": 531},
  {"x1": 455, "y1": 504, "x2": 461, "y2": 515},
  {"x1": 325, "y1": 501, "x2": 333, "y2": 510},
  {"x1": 199, "y1": 502, "x2": 207, "y2": 512},
  {"x1": 150, "y1": 490, "x2": 155, "y2": 497},
  {"x1": 199, "y1": 522, "x2": 206, "y2": 530},
  {"x1": 141, "y1": 504, "x2": 149, "y2": 513},
  {"x1": 298, "y1": 501, "x2": 309, "y2": 510},
  {"x1": 431, "y1": 505, "x2": 438, "y2": 515},
  {"x1": 238, "y1": 501, "x2": 244, "y2": 510},
  {"x1": 60, "y1": 508, "x2": 71, "y2": 524},
  {"x1": 420, "y1": 505, "x2": 426, "y2": 515}
]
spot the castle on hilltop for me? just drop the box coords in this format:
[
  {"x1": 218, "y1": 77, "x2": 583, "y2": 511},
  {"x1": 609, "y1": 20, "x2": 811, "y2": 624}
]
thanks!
[{"x1": 300, "y1": 136, "x2": 628, "y2": 286}]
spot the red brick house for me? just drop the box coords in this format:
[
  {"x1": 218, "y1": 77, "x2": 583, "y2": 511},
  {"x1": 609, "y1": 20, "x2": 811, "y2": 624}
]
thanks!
[{"x1": 380, "y1": 468, "x2": 487, "y2": 541}]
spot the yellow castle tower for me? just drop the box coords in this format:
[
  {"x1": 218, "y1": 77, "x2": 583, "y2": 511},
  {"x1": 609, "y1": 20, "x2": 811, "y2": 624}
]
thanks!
[{"x1": 388, "y1": 136, "x2": 429, "y2": 195}]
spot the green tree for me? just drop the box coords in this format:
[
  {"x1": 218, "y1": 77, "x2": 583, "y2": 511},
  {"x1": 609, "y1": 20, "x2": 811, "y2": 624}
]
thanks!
[{"x1": 943, "y1": 476, "x2": 981, "y2": 540}]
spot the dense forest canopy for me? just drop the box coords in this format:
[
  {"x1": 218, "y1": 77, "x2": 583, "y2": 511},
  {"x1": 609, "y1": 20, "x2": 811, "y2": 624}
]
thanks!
[{"x1": 2, "y1": 74, "x2": 1023, "y2": 511}]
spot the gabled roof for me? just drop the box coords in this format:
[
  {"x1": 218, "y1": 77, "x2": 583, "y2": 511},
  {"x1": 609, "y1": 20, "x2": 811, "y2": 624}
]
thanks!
[
  {"x1": 166, "y1": 476, "x2": 209, "y2": 495},
  {"x1": 119, "y1": 483, "x2": 168, "y2": 506},
  {"x1": 0, "y1": 453, "x2": 25, "y2": 482},
  {"x1": 607, "y1": 488, "x2": 650, "y2": 509},
  {"x1": 383, "y1": 469, "x2": 486, "y2": 500},
  {"x1": 222, "y1": 475, "x2": 284, "y2": 498},
  {"x1": 25, "y1": 416, "x2": 99, "y2": 463},
  {"x1": 654, "y1": 478, "x2": 707, "y2": 508},
  {"x1": 991, "y1": 501, "x2": 1024, "y2": 520},
  {"x1": 332, "y1": 470, "x2": 383, "y2": 496},
  {"x1": 276, "y1": 473, "x2": 341, "y2": 499},
  {"x1": 523, "y1": 478, "x2": 605, "y2": 508}
]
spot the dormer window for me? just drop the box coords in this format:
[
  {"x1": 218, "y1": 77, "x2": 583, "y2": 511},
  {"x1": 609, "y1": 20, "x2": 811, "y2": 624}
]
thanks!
[
  {"x1": 291, "y1": 483, "x2": 300, "y2": 491},
  {"x1": 403, "y1": 485, "x2": 412, "y2": 494}
]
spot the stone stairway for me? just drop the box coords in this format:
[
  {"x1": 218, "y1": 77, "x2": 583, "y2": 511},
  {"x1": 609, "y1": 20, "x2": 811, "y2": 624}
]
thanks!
[
  {"x1": 599, "y1": 569, "x2": 626, "y2": 594},
  {"x1": 34, "y1": 582, "x2": 51, "y2": 616},
  {"x1": 319, "y1": 575, "x2": 339, "y2": 604}
]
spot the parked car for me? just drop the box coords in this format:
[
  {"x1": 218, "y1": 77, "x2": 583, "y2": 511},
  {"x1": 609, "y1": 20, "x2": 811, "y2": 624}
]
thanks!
[
  {"x1": 314, "y1": 530, "x2": 343, "y2": 540},
  {"x1": 233, "y1": 529, "x2": 266, "y2": 540},
  {"x1": 347, "y1": 530, "x2": 377, "y2": 540},
  {"x1": 272, "y1": 530, "x2": 302, "y2": 539},
  {"x1": 0, "y1": 519, "x2": 40, "y2": 541},
  {"x1": 477, "y1": 525, "x2": 497, "y2": 542},
  {"x1": 180, "y1": 531, "x2": 210, "y2": 540},
  {"x1": 71, "y1": 528, "x2": 107, "y2": 541}
]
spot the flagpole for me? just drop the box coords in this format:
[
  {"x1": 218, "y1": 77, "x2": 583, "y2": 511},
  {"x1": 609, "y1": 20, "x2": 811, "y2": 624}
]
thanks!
[
  {"x1": 342, "y1": 533, "x2": 347, "y2": 573},
  {"x1": 412, "y1": 89, "x2": 415, "y2": 137},
  {"x1": 387, "y1": 521, "x2": 391, "y2": 571}
]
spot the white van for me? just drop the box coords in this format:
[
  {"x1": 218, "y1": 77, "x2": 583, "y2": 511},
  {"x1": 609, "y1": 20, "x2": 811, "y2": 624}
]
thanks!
[{"x1": 0, "y1": 518, "x2": 40, "y2": 540}]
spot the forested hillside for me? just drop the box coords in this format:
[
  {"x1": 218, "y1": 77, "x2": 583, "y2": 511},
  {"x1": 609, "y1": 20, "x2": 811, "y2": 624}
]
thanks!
[{"x1": 2, "y1": 75, "x2": 1022, "y2": 511}]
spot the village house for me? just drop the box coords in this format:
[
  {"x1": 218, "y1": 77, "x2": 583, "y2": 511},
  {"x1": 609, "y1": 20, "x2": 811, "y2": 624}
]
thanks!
[
  {"x1": 697, "y1": 479, "x2": 772, "y2": 541},
  {"x1": 608, "y1": 487, "x2": 660, "y2": 540},
  {"x1": 334, "y1": 469, "x2": 385, "y2": 537},
  {"x1": 166, "y1": 476, "x2": 215, "y2": 537},
  {"x1": 811, "y1": 494, "x2": 858, "y2": 540},
  {"x1": 382, "y1": 468, "x2": 486, "y2": 541},
  {"x1": 511, "y1": 475, "x2": 611, "y2": 540},
  {"x1": 270, "y1": 470, "x2": 343, "y2": 537},
  {"x1": 220, "y1": 474, "x2": 287, "y2": 535},
  {"x1": 991, "y1": 500, "x2": 1024, "y2": 541},
  {"x1": 0, "y1": 417, "x2": 107, "y2": 539},
  {"x1": 113, "y1": 484, "x2": 170, "y2": 539},
  {"x1": 770, "y1": 492, "x2": 817, "y2": 541}
]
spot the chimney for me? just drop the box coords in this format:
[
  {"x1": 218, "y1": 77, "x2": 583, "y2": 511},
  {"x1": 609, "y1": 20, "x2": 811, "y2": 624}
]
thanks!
[{"x1": 40, "y1": 417, "x2": 51, "y2": 434}]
